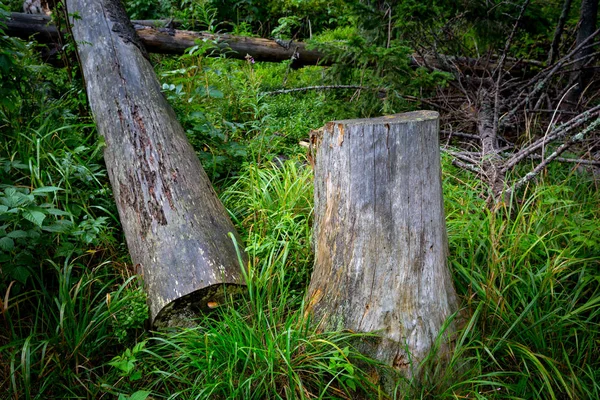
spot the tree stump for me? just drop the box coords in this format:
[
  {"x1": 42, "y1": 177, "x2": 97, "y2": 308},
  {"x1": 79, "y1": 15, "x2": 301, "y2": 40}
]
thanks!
[
  {"x1": 306, "y1": 111, "x2": 459, "y2": 380},
  {"x1": 66, "y1": 0, "x2": 247, "y2": 328}
]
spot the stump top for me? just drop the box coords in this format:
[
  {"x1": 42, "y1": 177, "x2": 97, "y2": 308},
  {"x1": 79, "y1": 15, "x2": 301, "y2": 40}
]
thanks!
[{"x1": 330, "y1": 111, "x2": 438, "y2": 126}]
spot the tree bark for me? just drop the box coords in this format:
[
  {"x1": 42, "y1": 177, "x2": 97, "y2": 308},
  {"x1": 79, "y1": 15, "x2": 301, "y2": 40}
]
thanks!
[
  {"x1": 547, "y1": 0, "x2": 573, "y2": 65},
  {"x1": 477, "y1": 89, "x2": 506, "y2": 204},
  {"x1": 568, "y1": 0, "x2": 598, "y2": 105},
  {"x1": 306, "y1": 112, "x2": 459, "y2": 381},
  {"x1": 65, "y1": 0, "x2": 247, "y2": 328}
]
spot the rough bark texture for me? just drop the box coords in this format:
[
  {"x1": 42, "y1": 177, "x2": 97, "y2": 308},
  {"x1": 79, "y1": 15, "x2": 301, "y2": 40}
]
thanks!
[
  {"x1": 547, "y1": 0, "x2": 573, "y2": 65},
  {"x1": 568, "y1": 0, "x2": 598, "y2": 105},
  {"x1": 477, "y1": 89, "x2": 506, "y2": 203},
  {"x1": 65, "y1": 0, "x2": 247, "y2": 328},
  {"x1": 306, "y1": 112, "x2": 459, "y2": 380}
]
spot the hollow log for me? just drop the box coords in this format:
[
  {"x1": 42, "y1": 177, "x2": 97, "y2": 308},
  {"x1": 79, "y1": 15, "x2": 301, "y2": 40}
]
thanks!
[
  {"x1": 65, "y1": 0, "x2": 247, "y2": 328},
  {"x1": 306, "y1": 112, "x2": 459, "y2": 381}
]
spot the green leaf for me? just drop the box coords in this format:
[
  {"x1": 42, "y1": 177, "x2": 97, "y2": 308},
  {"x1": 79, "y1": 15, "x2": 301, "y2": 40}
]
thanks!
[
  {"x1": 7, "y1": 230, "x2": 28, "y2": 239},
  {"x1": 22, "y1": 210, "x2": 46, "y2": 227},
  {"x1": 343, "y1": 363, "x2": 354, "y2": 375},
  {"x1": 42, "y1": 220, "x2": 74, "y2": 233},
  {"x1": 128, "y1": 391, "x2": 151, "y2": 400},
  {"x1": 130, "y1": 371, "x2": 142, "y2": 381},
  {"x1": 346, "y1": 379, "x2": 356, "y2": 391},
  {"x1": 0, "y1": 236, "x2": 14, "y2": 251},
  {"x1": 208, "y1": 87, "x2": 224, "y2": 98},
  {"x1": 3, "y1": 187, "x2": 16, "y2": 198},
  {"x1": 5, "y1": 265, "x2": 30, "y2": 283},
  {"x1": 46, "y1": 208, "x2": 72, "y2": 217},
  {"x1": 0, "y1": 205, "x2": 8, "y2": 213},
  {"x1": 32, "y1": 186, "x2": 63, "y2": 195}
]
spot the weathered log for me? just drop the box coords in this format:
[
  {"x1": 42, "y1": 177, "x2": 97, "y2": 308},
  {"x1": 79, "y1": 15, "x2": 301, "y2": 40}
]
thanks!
[
  {"x1": 65, "y1": 0, "x2": 247, "y2": 328},
  {"x1": 6, "y1": 12, "x2": 541, "y2": 72},
  {"x1": 5, "y1": 12, "x2": 324, "y2": 66},
  {"x1": 306, "y1": 112, "x2": 459, "y2": 381}
]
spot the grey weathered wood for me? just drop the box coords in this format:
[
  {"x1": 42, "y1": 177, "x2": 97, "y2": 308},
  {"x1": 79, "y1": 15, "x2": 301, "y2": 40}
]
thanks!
[
  {"x1": 306, "y1": 111, "x2": 459, "y2": 380},
  {"x1": 6, "y1": 12, "x2": 538, "y2": 72},
  {"x1": 5, "y1": 12, "x2": 325, "y2": 67},
  {"x1": 66, "y1": 0, "x2": 246, "y2": 328}
]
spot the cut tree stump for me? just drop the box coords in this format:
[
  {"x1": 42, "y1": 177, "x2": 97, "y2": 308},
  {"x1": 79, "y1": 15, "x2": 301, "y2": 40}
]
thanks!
[
  {"x1": 306, "y1": 111, "x2": 459, "y2": 380},
  {"x1": 66, "y1": 0, "x2": 247, "y2": 328}
]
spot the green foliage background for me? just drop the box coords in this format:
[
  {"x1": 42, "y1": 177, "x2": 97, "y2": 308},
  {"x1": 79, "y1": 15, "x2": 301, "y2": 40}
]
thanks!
[{"x1": 1, "y1": 0, "x2": 599, "y2": 398}]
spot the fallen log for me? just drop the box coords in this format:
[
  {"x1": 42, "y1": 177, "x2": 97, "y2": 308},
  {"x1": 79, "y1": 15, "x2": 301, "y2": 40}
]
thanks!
[
  {"x1": 5, "y1": 12, "x2": 324, "y2": 66},
  {"x1": 64, "y1": 0, "x2": 247, "y2": 328},
  {"x1": 306, "y1": 112, "x2": 459, "y2": 383},
  {"x1": 6, "y1": 12, "x2": 542, "y2": 72}
]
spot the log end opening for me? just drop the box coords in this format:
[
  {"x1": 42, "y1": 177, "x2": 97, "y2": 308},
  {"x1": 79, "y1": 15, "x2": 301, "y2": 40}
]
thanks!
[{"x1": 152, "y1": 283, "x2": 245, "y2": 329}]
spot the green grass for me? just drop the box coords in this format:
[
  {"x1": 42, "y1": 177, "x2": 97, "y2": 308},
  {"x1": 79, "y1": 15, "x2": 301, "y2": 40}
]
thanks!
[
  {"x1": 130, "y1": 252, "x2": 384, "y2": 399},
  {"x1": 427, "y1": 160, "x2": 600, "y2": 399},
  {"x1": 1, "y1": 21, "x2": 599, "y2": 399}
]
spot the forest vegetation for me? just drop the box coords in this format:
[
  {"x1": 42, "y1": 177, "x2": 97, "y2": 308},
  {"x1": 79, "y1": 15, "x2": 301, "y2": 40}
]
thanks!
[{"x1": 0, "y1": 0, "x2": 599, "y2": 398}]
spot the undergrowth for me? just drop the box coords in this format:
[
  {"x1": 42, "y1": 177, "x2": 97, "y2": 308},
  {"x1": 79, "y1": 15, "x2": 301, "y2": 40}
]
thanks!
[{"x1": 1, "y1": 6, "x2": 599, "y2": 399}]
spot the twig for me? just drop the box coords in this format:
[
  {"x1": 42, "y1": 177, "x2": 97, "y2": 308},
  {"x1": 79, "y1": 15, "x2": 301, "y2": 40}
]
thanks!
[
  {"x1": 547, "y1": 0, "x2": 574, "y2": 65},
  {"x1": 493, "y1": 0, "x2": 530, "y2": 137},
  {"x1": 503, "y1": 104, "x2": 600, "y2": 171},
  {"x1": 525, "y1": 153, "x2": 600, "y2": 166},
  {"x1": 441, "y1": 130, "x2": 479, "y2": 140},
  {"x1": 524, "y1": 109, "x2": 579, "y2": 115},
  {"x1": 262, "y1": 85, "x2": 385, "y2": 96},
  {"x1": 451, "y1": 159, "x2": 482, "y2": 175},
  {"x1": 506, "y1": 117, "x2": 600, "y2": 194},
  {"x1": 502, "y1": 28, "x2": 600, "y2": 127},
  {"x1": 442, "y1": 148, "x2": 480, "y2": 164}
]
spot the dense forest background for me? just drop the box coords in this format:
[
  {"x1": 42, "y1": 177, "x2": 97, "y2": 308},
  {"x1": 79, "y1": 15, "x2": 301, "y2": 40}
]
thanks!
[{"x1": 1, "y1": 0, "x2": 599, "y2": 398}]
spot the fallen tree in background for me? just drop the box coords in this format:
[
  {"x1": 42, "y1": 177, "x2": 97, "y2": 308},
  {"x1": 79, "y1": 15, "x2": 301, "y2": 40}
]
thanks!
[{"x1": 6, "y1": 12, "x2": 541, "y2": 72}]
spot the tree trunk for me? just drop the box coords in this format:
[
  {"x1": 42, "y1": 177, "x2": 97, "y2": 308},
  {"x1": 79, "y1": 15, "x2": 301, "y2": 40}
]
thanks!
[
  {"x1": 547, "y1": 0, "x2": 573, "y2": 65},
  {"x1": 306, "y1": 112, "x2": 459, "y2": 381},
  {"x1": 477, "y1": 89, "x2": 506, "y2": 204},
  {"x1": 568, "y1": 0, "x2": 598, "y2": 105},
  {"x1": 65, "y1": 0, "x2": 247, "y2": 328}
]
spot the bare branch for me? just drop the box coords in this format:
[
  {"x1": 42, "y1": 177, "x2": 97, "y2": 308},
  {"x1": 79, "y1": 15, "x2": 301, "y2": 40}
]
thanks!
[
  {"x1": 441, "y1": 130, "x2": 480, "y2": 140},
  {"x1": 502, "y1": 28, "x2": 600, "y2": 126},
  {"x1": 451, "y1": 159, "x2": 483, "y2": 175},
  {"x1": 525, "y1": 154, "x2": 600, "y2": 166},
  {"x1": 506, "y1": 117, "x2": 600, "y2": 194},
  {"x1": 503, "y1": 104, "x2": 600, "y2": 171},
  {"x1": 493, "y1": 0, "x2": 531, "y2": 137},
  {"x1": 262, "y1": 85, "x2": 385, "y2": 96},
  {"x1": 548, "y1": 0, "x2": 574, "y2": 65},
  {"x1": 442, "y1": 148, "x2": 481, "y2": 164}
]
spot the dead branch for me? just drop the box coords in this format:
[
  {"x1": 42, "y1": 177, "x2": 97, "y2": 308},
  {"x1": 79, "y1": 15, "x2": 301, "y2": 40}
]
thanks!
[
  {"x1": 525, "y1": 154, "x2": 600, "y2": 166},
  {"x1": 493, "y1": 0, "x2": 531, "y2": 137},
  {"x1": 262, "y1": 85, "x2": 384, "y2": 95},
  {"x1": 502, "y1": 29, "x2": 600, "y2": 126},
  {"x1": 502, "y1": 103, "x2": 600, "y2": 171},
  {"x1": 507, "y1": 117, "x2": 600, "y2": 194},
  {"x1": 548, "y1": 0, "x2": 574, "y2": 65}
]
